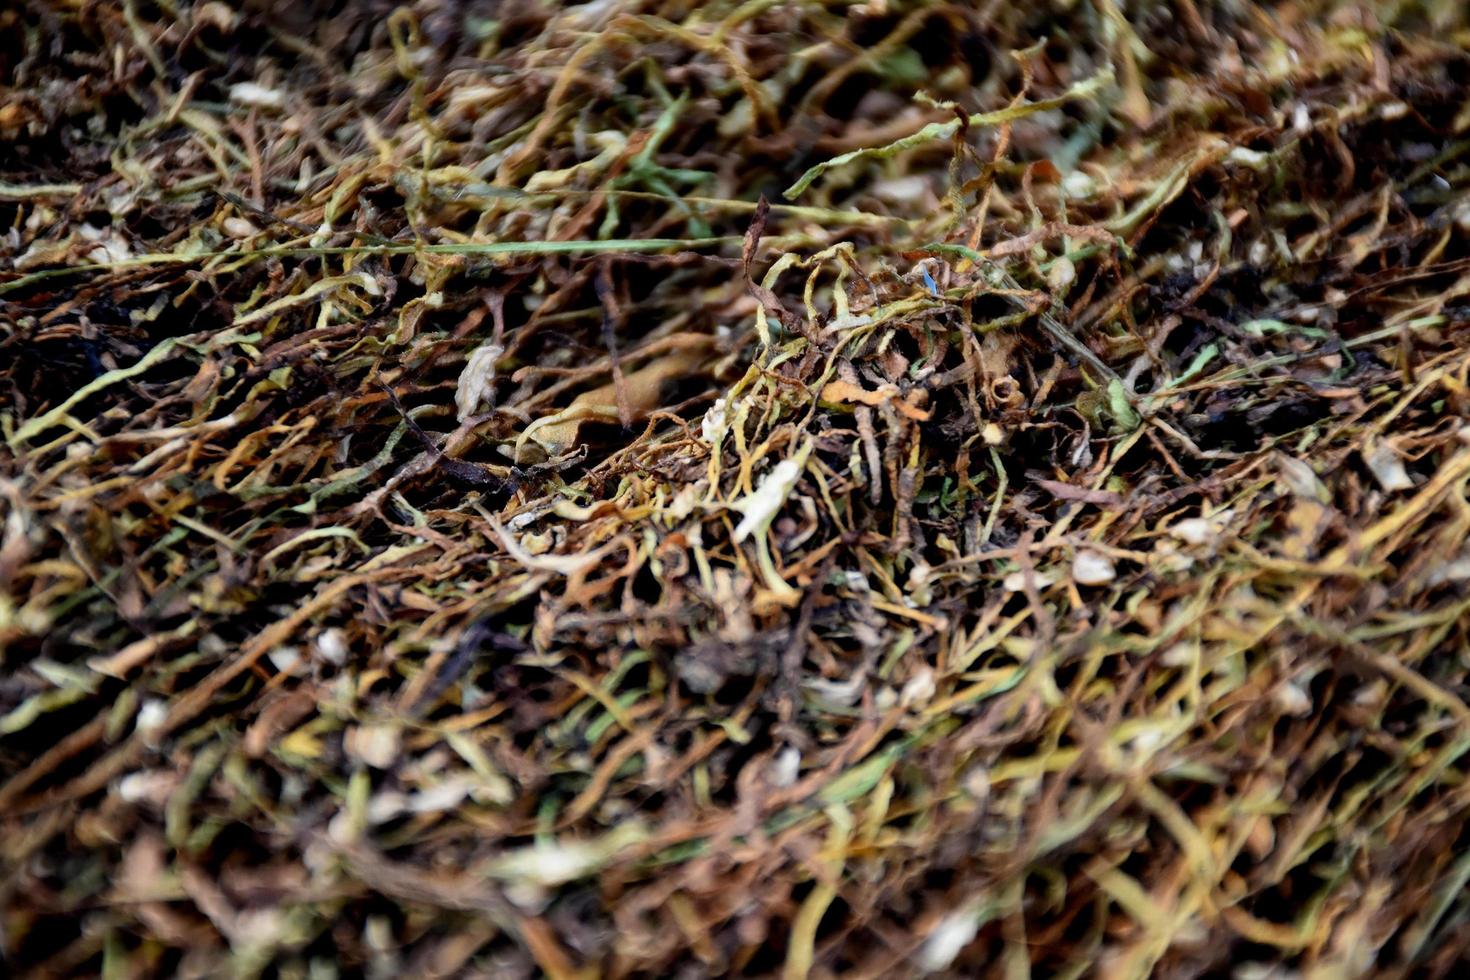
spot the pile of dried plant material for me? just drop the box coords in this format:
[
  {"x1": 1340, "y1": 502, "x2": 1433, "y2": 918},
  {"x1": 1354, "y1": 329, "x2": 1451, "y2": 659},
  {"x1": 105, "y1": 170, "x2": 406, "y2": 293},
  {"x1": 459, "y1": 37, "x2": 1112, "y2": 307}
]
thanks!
[{"x1": 6, "y1": 0, "x2": 1470, "y2": 975}]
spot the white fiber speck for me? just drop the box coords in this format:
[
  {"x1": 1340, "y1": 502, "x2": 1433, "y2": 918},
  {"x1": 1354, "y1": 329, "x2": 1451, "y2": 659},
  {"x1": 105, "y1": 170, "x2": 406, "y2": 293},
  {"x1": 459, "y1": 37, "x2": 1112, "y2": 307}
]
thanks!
[
  {"x1": 314, "y1": 628, "x2": 348, "y2": 666},
  {"x1": 229, "y1": 82, "x2": 286, "y2": 109},
  {"x1": 732, "y1": 459, "x2": 802, "y2": 542},
  {"x1": 1273, "y1": 680, "x2": 1313, "y2": 717},
  {"x1": 919, "y1": 907, "x2": 980, "y2": 972},
  {"x1": 1048, "y1": 256, "x2": 1076, "y2": 290},
  {"x1": 1003, "y1": 569, "x2": 1054, "y2": 592},
  {"x1": 1226, "y1": 146, "x2": 1270, "y2": 169},
  {"x1": 136, "y1": 699, "x2": 168, "y2": 733},
  {"x1": 701, "y1": 396, "x2": 730, "y2": 444},
  {"x1": 770, "y1": 746, "x2": 801, "y2": 788},
  {"x1": 1072, "y1": 551, "x2": 1116, "y2": 585},
  {"x1": 1062, "y1": 169, "x2": 1096, "y2": 199},
  {"x1": 900, "y1": 666, "x2": 936, "y2": 708},
  {"x1": 267, "y1": 646, "x2": 301, "y2": 672}
]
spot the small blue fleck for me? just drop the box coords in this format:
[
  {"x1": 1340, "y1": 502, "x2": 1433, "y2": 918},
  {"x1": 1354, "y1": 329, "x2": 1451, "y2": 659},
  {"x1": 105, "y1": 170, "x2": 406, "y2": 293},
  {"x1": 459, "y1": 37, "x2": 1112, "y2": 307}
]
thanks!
[{"x1": 921, "y1": 268, "x2": 939, "y2": 297}]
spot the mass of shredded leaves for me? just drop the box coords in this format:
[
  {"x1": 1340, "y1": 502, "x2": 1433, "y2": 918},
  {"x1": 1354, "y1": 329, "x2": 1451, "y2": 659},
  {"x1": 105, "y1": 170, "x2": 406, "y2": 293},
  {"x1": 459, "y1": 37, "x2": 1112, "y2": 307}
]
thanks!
[{"x1": 4, "y1": 1, "x2": 1470, "y2": 977}]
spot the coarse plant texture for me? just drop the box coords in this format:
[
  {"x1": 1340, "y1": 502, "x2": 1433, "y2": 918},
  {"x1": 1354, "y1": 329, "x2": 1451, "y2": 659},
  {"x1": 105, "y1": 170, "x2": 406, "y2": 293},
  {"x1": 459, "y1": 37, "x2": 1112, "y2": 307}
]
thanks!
[{"x1": 4, "y1": 0, "x2": 1470, "y2": 977}]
